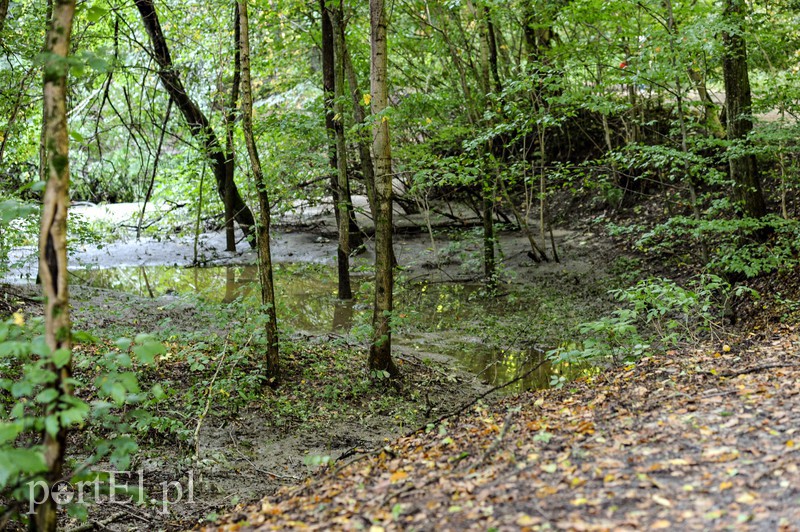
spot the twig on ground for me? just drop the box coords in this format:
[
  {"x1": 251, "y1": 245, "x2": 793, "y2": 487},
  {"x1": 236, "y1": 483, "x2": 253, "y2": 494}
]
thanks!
[
  {"x1": 193, "y1": 341, "x2": 230, "y2": 459},
  {"x1": 64, "y1": 511, "x2": 126, "y2": 532}
]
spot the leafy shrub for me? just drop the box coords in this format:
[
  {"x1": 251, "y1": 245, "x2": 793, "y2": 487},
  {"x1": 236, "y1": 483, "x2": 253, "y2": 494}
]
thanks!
[
  {"x1": 550, "y1": 275, "x2": 743, "y2": 366},
  {"x1": 0, "y1": 314, "x2": 166, "y2": 524}
]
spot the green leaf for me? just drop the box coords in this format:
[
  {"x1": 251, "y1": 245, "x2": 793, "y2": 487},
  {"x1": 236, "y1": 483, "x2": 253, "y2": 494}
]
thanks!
[
  {"x1": 132, "y1": 341, "x2": 165, "y2": 364},
  {"x1": 30, "y1": 336, "x2": 51, "y2": 357},
  {"x1": 86, "y1": 4, "x2": 109, "y2": 23},
  {"x1": 151, "y1": 383, "x2": 165, "y2": 400},
  {"x1": 45, "y1": 415, "x2": 60, "y2": 437},
  {"x1": 52, "y1": 348, "x2": 71, "y2": 369},
  {"x1": 0, "y1": 448, "x2": 48, "y2": 475},
  {"x1": 115, "y1": 337, "x2": 132, "y2": 351},
  {"x1": 0, "y1": 422, "x2": 23, "y2": 444},
  {"x1": 35, "y1": 388, "x2": 59, "y2": 404}
]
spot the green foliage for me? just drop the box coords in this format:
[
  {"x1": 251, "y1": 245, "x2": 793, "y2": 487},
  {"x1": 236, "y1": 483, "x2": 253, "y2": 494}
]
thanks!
[
  {"x1": 636, "y1": 214, "x2": 800, "y2": 278},
  {"x1": 551, "y1": 276, "x2": 737, "y2": 366},
  {"x1": 0, "y1": 315, "x2": 164, "y2": 521}
]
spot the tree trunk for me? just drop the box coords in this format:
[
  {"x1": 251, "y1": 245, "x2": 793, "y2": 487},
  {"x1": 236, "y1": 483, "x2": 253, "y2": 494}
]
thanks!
[
  {"x1": 484, "y1": 6, "x2": 502, "y2": 94},
  {"x1": 238, "y1": 0, "x2": 279, "y2": 381},
  {"x1": 134, "y1": 0, "x2": 257, "y2": 247},
  {"x1": 482, "y1": 179, "x2": 496, "y2": 281},
  {"x1": 722, "y1": 0, "x2": 766, "y2": 219},
  {"x1": 36, "y1": 1, "x2": 76, "y2": 529},
  {"x1": 0, "y1": 0, "x2": 9, "y2": 36},
  {"x1": 369, "y1": 0, "x2": 398, "y2": 377},
  {"x1": 223, "y1": 2, "x2": 242, "y2": 251},
  {"x1": 320, "y1": 0, "x2": 363, "y2": 251},
  {"x1": 331, "y1": 1, "x2": 352, "y2": 300},
  {"x1": 343, "y1": 40, "x2": 376, "y2": 220}
]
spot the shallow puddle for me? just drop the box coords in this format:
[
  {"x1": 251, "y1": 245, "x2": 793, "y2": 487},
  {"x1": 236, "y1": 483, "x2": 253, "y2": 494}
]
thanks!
[{"x1": 70, "y1": 264, "x2": 586, "y2": 392}]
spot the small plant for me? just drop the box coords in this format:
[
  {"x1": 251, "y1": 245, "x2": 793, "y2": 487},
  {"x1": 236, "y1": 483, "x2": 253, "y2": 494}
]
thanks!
[
  {"x1": 551, "y1": 276, "x2": 740, "y2": 366},
  {"x1": 0, "y1": 315, "x2": 166, "y2": 525}
]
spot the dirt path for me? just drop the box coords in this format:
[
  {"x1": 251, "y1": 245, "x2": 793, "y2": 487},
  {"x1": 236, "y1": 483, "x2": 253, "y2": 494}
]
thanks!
[{"x1": 207, "y1": 325, "x2": 800, "y2": 531}]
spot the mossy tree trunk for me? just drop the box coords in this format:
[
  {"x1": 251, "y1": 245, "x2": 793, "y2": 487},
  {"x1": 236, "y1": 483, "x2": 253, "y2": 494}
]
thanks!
[
  {"x1": 36, "y1": 0, "x2": 76, "y2": 529},
  {"x1": 331, "y1": 0, "x2": 352, "y2": 300},
  {"x1": 238, "y1": 0, "x2": 279, "y2": 381},
  {"x1": 320, "y1": 0, "x2": 363, "y2": 253},
  {"x1": 369, "y1": 0, "x2": 398, "y2": 377}
]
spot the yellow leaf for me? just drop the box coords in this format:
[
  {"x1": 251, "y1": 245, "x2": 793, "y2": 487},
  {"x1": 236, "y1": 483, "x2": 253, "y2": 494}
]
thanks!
[
  {"x1": 786, "y1": 440, "x2": 795, "y2": 448},
  {"x1": 390, "y1": 470, "x2": 408, "y2": 483},
  {"x1": 517, "y1": 514, "x2": 539, "y2": 526},
  {"x1": 12, "y1": 312, "x2": 24, "y2": 327},
  {"x1": 736, "y1": 492, "x2": 756, "y2": 504},
  {"x1": 363, "y1": 93, "x2": 372, "y2": 106},
  {"x1": 652, "y1": 495, "x2": 672, "y2": 507},
  {"x1": 723, "y1": 344, "x2": 731, "y2": 352},
  {"x1": 719, "y1": 481, "x2": 733, "y2": 491},
  {"x1": 570, "y1": 497, "x2": 588, "y2": 506}
]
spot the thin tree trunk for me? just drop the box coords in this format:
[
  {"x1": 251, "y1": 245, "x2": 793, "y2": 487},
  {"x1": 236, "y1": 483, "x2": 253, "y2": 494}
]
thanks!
[
  {"x1": 687, "y1": 66, "x2": 725, "y2": 138},
  {"x1": 482, "y1": 176, "x2": 496, "y2": 281},
  {"x1": 239, "y1": 0, "x2": 279, "y2": 380},
  {"x1": 369, "y1": 0, "x2": 398, "y2": 377},
  {"x1": 484, "y1": 6, "x2": 502, "y2": 94},
  {"x1": 223, "y1": 2, "x2": 242, "y2": 251},
  {"x1": 320, "y1": 0, "x2": 363, "y2": 251},
  {"x1": 36, "y1": 1, "x2": 76, "y2": 529},
  {"x1": 664, "y1": 0, "x2": 709, "y2": 263},
  {"x1": 134, "y1": 0, "x2": 257, "y2": 247},
  {"x1": 38, "y1": 0, "x2": 54, "y2": 189},
  {"x1": 137, "y1": 98, "x2": 172, "y2": 239},
  {"x1": 0, "y1": 0, "x2": 9, "y2": 36},
  {"x1": 343, "y1": 40, "x2": 376, "y2": 219},
  {"x1": 331, "y1": 1, "x2": 352, "y2": 300},
  {"x1": 722, "y1": 0, "x2": 766, "y2": 220}
]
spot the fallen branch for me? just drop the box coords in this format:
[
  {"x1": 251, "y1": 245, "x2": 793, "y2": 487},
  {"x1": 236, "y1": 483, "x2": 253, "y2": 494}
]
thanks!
[
  {"x1": 286, "y1": 359, "x2": 549, "y2": 500},
  {"x1": 64, "y1": 511, "x2": 126, "y2": 532},
  {"x1": 403, "y1": 358, "x2": 549, "y2": 439}
]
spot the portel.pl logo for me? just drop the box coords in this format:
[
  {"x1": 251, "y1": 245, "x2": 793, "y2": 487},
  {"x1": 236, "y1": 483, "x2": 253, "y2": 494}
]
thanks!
[{"x1": 27, "y1": 470, "x2": 194, "y2": 515}]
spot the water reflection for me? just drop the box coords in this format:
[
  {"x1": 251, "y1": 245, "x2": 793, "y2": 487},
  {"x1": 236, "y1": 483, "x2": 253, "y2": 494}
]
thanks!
[{"x1": 70, "y1": 264, "x2": 587, "y2": 392}]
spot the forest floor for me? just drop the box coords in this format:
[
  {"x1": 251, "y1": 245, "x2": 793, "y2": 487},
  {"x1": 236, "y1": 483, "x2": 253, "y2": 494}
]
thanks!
[
  {"x1": 207, "y1": 325, "x2": 800, "y2": 531},
  {"x1": 8, "y1": 199, "x2": 800, "y2": 530},
  {"x1": 1, "y1": 199, "x2": 619, "y2": 531}
]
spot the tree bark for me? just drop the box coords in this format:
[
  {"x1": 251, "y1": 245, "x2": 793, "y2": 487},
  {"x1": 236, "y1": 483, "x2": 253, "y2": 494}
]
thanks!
[
  {"x1": 484, "y1": 6, "x2": 502, "y2": 94},
  {"x1": 320, "y1": 0, "x2": 363, "y2": 251},
  {"x1": 343, "y1": 39, "x2": 376, "y2": 220},
  {"x1": 331, "y1": 0, "x2": 352, "y2": 300},
  {"x1": 134, "y1": 0, "x2": 257, "y2": 246},
  {"x1": 36, "y1": 1, "x2": 76, "y2": 529},
  {"x1": 223, "y1": 2, "x2": 242, "y2": 251},
  {"x1": 0, "y1": 0, "x2": 9, "y2": 36},
  {"x1": 369, "y1": 0, "x2": 398, "y2": 377},
  {"x1": 238, "y1": 0, "x2": 279, "y2": 381},
  {"x1": 722, "y1": 0, "x2": 766, "y2": 219}
]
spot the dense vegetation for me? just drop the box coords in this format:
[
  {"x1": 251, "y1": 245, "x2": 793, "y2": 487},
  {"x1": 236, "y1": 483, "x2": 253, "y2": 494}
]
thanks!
[{"x1": 1, "y1": 0, "x2": 799, "y2": 529}]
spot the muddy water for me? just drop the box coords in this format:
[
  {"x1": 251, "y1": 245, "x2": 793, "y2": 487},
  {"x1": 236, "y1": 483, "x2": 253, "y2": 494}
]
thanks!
[{"x1": 69, "y1": 264, "x2": 582, "y2": 392}]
